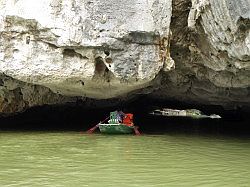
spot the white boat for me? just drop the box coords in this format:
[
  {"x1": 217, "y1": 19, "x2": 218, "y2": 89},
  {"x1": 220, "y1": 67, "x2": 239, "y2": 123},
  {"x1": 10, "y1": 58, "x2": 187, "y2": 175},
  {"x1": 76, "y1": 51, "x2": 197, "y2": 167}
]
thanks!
[{"x1": 150, "y1": 108, "x2": 221, "y2": 119}]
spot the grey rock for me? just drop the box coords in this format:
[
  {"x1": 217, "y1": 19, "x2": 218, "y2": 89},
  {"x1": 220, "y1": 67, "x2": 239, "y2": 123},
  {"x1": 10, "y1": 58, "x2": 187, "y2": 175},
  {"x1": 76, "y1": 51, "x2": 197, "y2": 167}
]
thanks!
[{"x1": 0, "y1": 0, "x2": 250, "y2": 114}]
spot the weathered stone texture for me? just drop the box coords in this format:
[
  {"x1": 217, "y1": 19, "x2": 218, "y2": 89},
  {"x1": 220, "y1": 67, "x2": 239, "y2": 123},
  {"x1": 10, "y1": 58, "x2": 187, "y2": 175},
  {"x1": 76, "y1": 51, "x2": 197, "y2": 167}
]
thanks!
[
  {"x1": 0, "y1": 0, "x2": 250, "y2": 114},
  {"x1": 152, "y1": 0, "x2": 250, "y2": 109},
  {"x1": 0, "y1": 0, "x2": 173, "y2": 101},
  {"x1": 0, "y1": 73, "x2": 71, "y2": 115}
]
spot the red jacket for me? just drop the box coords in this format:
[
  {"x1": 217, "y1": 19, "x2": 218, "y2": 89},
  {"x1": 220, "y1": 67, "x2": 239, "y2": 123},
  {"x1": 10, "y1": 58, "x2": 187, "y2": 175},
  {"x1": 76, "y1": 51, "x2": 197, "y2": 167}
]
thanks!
[{"x1": 123, "y1": 113, "x2": 134, "y2": 126}]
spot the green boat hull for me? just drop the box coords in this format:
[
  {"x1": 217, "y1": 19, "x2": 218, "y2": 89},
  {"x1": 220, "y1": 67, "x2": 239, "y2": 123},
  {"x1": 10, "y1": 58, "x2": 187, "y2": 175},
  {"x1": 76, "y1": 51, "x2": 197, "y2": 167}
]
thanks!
[{"x1": 99, "y1": 124, "x2": 134, "y2": 134}]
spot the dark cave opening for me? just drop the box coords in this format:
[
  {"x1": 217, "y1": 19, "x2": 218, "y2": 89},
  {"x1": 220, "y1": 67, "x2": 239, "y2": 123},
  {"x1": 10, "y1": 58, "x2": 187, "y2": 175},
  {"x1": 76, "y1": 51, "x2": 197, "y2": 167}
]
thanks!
[{"x1": 0, "y1": 97, "x2": 249, "y2": 137}]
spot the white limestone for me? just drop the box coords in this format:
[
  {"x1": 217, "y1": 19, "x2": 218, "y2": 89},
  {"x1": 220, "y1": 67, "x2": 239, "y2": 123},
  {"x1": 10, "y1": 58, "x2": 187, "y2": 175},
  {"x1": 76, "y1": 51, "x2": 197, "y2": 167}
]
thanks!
[
  {"x1": 0, "y1": 0, "x2": 173, "y2": 99},
  {"x1": 188, "y1": 0, "x2": 250, "y2": 88},
  {"x1": 0, "y1": 0, "x2": 250, "y2": 115}
]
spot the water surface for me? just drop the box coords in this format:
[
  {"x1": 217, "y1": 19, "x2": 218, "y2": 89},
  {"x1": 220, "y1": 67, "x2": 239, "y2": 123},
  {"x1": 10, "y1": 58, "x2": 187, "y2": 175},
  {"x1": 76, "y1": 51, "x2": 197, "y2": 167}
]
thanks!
[{"x1": 0, "y1": 132, "x2": 250, "y2": 186}]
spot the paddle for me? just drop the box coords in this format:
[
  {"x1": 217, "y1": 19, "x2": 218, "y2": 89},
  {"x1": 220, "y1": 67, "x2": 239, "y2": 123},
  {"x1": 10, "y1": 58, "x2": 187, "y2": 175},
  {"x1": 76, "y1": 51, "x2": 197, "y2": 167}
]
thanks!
[
  {"x1": 86, "y1": 116, "x2": 109, "y2": 134},
  {"x1": 133, "y1": 126, "x2": 141, "y2": 136}
]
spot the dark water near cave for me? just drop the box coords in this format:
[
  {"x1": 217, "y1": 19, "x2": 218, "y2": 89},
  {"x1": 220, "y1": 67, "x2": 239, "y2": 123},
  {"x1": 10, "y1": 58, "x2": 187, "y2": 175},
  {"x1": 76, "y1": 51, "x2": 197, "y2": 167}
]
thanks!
[
  {"x1": 1, "y1": 132, "x2": 250, "y2": 186},
  {"x1": 0, "y1": 101, "x2": 250, "y2": 186}
]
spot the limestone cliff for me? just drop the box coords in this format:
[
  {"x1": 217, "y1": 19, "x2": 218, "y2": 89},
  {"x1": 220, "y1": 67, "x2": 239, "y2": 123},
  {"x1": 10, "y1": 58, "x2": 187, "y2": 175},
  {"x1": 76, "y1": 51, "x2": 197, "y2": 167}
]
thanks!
[
  {"x1": 152, "y1": 0, "x2": 250, "y2": 109},
  {"x1": 0, "y1": 0, "x2": 249, "y2": 114}
]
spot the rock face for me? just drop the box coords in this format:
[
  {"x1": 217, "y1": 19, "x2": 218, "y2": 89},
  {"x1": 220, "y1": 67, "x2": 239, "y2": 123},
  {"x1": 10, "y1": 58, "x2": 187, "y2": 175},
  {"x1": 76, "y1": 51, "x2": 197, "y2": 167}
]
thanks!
[
  {"x1": 0, "y1": 0, "x2": 250, "y2": 115},
  {"x1": 0, "y1": 0, "x2": 173, "y2": 99},
  {"x1": 152, "y1": 0, "x2": 250, "y2": 109},
  {"x1": 0, "y1": 74, "x2": 71, "y2": 115}
]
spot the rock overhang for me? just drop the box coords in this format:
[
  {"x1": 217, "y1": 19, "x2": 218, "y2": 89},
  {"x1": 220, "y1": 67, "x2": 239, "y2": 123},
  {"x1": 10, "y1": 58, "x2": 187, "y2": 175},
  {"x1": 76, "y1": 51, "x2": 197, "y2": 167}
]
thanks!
[
  {"x1": 0, "y1": 0, "x2": 173, "y2": 99},
  {"x1": 0, "y1": 0, "x2": 250, "y2": 115}
]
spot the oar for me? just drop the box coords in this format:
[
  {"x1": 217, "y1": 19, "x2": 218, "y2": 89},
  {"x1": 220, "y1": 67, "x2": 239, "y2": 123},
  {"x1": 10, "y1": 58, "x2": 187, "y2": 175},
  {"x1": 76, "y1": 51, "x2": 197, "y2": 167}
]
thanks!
[
  {"x1": 133, "y1": 126, "x2": 141, "y2": 136},
  {"x1": 86, "y1": 116, "x2": 109, "y2": 134}
]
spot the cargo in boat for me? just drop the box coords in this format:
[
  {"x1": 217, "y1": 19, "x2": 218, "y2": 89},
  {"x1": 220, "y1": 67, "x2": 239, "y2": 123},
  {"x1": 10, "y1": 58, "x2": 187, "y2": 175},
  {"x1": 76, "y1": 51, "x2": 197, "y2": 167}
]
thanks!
[{"x1": 98, "y1": 111, "x2": 136, "y2": 134}]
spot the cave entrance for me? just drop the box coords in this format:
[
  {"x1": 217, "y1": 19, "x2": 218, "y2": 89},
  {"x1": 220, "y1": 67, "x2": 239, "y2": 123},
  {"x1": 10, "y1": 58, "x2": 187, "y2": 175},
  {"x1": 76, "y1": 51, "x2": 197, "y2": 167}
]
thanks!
[{"x1": 0, "y1": 97, "x2": 249, "y2": 137}]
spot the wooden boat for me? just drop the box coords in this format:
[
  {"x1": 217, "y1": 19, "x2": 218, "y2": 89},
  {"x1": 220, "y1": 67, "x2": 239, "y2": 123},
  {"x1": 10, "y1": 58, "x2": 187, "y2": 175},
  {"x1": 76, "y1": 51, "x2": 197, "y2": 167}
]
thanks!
[
  {"x1": 98, "y1": 111, "x2": 135, "y2": 134},
  {"x1": 99, "y1": 123, "x2": 134, "y2": 134}
]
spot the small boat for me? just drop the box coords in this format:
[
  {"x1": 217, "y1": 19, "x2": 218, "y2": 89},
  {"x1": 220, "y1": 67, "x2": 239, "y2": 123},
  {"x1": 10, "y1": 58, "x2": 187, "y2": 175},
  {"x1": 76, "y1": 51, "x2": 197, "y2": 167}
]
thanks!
[
  {"x1": 99, "y1": 124, "x2": 134, "y2": 134},
  {"x1": 98, "y1": 111, "x2": 135, "y2": 134},
  {"x1": 150, "y1": 108, "x2": 221, "y2": 119}
]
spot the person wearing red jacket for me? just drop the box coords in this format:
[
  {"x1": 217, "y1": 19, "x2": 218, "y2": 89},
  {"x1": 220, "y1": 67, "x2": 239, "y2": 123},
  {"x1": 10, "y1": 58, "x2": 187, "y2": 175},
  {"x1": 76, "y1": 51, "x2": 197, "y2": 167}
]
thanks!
[{"x1": 123, "y1": 113, "x2": 134, "y2": 127}]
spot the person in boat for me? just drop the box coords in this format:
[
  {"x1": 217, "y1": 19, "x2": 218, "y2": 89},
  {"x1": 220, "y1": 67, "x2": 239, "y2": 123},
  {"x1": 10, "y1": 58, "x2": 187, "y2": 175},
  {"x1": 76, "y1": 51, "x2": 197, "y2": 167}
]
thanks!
[
  {"x1": 122, "y1": 113, "x2": 134, "y2": 127},
  {"x1": 117, "y1": 110, "x2": 125, "y2": 123},
  {"x1": 107, "y1": 110, "x2": 125, "y2": 124}
]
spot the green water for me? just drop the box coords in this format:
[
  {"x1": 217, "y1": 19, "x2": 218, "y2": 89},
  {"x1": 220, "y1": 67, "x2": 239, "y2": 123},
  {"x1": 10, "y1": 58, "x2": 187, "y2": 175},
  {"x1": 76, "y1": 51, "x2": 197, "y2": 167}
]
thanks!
[{"x1": 0, "y1": 132, "x2": 250, "y2": 187}]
